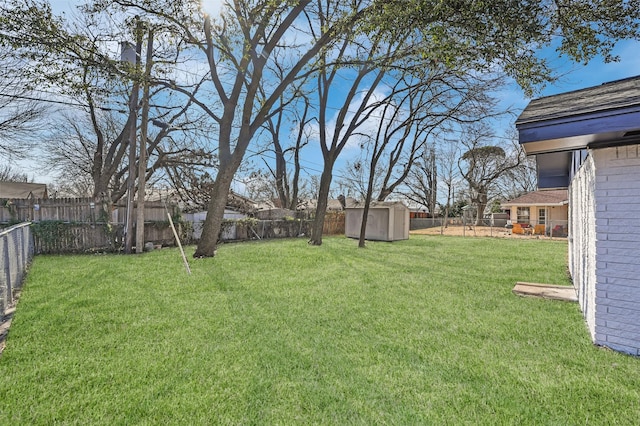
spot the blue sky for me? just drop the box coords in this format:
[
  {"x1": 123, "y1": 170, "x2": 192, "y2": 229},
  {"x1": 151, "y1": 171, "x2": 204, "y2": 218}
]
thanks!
[
  {"x1": 18, "y1": 1, "x2": 640, "y2": 191},
  {"x1": 47, "y1": 0, "x2": 640, "y2": 114},
  {"x1": 494, "y1": 38, "x2": 640, "y2": 136}
]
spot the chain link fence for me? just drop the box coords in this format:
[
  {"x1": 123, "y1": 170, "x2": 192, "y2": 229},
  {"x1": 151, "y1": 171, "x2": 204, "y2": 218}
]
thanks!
[{"x1": 1, "y1": 223, "x2": 34, "y2": 319}]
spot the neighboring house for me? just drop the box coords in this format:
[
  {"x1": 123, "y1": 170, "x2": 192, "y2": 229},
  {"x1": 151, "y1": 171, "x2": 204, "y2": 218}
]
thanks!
[
  {"x1": 181, "y1": 191, "x2": 255, "y2": 240},
  {"x1": 254, "y1": 208, "x2": 296, "y2": 220},
  {"x1": 298, "y1": 198, "x2": 355, "y2": 212},
  {"x1": 295, "y1": 197, "x2": 363, "y2": 219},
  {"x1": 501, "y1": 189, "x2": 568, "y2": 236},
  {"x1": 0, "y1": 182, "x2": 48, "y2": 199},
  {"x1": 516, "y1": 75, "x2": 640, "y2": 356},
  {"x1": 409, "y1": 210, "x2": 430, "y2": 219},
  {"x1": 185, "y1": 209, "x2": 247, "y2": 222},
  {"x1": 184, "y1": 209, "x2": 248, "y2": 241},
  {"x1": 222, "y1": 191, "x2": 256, "y2": 216}
]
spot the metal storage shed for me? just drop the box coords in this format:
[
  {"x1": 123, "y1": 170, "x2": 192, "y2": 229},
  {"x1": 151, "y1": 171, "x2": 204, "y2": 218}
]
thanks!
[{"x1": 345, "y1": 202, "x2": 409, "y2": 241}]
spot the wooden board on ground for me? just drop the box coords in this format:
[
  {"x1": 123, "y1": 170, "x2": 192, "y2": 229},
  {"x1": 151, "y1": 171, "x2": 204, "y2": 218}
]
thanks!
[{"x1": 513, "y1": 282, "x2": 577, "y2": 302}]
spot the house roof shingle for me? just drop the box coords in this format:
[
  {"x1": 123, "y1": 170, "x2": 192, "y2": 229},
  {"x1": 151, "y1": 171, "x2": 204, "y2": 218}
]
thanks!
[
  {"x1": 516, "y1": 75, "x2": 640, "y2": 125},
  {"x1": 502, "y1": 189, "x2": 568, "y2": 207},
  {"x1": 0, "y1": 182, "x2": 48, "y2": 199}
]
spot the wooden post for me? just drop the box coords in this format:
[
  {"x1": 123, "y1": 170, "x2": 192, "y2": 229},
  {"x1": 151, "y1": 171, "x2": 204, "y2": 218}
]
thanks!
[
  {"x1": 166, "y1": 207, "x2": 191, "y2": 275},
  {"x1": 136, "y1": 27, "x2": 154, "y2": 254},
  {"x1": 124, "y1": 18, "x2": 143, "y2": 254}
]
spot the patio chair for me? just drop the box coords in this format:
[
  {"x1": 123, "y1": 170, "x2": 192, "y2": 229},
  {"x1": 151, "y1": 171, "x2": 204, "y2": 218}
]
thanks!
[
  {"x1": 512, "y1": 223, "x2": 524, "y2": 234},
  {"x1": 552, "y1": 225, "x2": 565, "y2": 237},
  {"x1": 534, "y1": 224, "x2": 546, "y2": 235}
]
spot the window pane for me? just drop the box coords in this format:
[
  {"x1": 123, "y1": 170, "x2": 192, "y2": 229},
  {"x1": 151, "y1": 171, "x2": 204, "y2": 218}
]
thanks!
[{"x1": 517, "y1": 207, "x2": 530, "y2": 223}]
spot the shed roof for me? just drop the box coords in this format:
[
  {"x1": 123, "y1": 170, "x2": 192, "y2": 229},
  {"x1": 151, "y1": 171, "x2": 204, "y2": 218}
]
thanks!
[
  {"x1": 0, "y1": 182, "x2": 48, "y2": 199},
  {"x1": 345, "y1": 201, "x2": 408, "y2": 210},
  {"x1": 501, "y1": 189, "x2": 568, "y2": 207}
]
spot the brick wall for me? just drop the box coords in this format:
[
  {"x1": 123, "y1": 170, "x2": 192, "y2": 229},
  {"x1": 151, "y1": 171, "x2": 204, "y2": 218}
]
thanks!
[
  {"x1": 591, "y1": 145, "x2": 640, "y2": 355},
  {"x1": 569, "y1": 153, "x2": 597, "y2": 340}
]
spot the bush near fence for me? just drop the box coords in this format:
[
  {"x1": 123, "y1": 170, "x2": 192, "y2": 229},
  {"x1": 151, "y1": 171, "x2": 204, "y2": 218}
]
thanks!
[
  {"x1": 0, "y1": 197, "x2": 182, "y2": 254},
  {"x1": 213, "y1": 219, "x2": 312, "y2": 243},
  {"x1": 29, "y1": 221, "x2": 178, "y2": 254},
  {"x1": 186, "y1": 212, "x2": 345, "y2": 244},
  {"x1": 27, "y1": 216, "x2": 324, "y2": 253}
]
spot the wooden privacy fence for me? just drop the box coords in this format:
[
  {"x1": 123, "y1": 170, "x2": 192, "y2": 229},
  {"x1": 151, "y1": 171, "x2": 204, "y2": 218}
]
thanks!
[
  {"x1": 31, "y1": 222, "x2": 121, "y2": 254},
  {"x1": 323, "y1": 212, "x2": 345, "y2": 235},
  {"x1": 30, "y1": 222, "x2": 180, "y2": 254},
  {"x1": 0, "y1": 197, "x2": 180, "y2": 254},
  {"x1": 0, "y1": 197, "x2": 175, "y2": 225},
  {"x1": 1, "y1": 197, "x2": 348, "y2": 254},
  {"x1": 0, "y1": 223, "x2": 33, "y2": 318}
]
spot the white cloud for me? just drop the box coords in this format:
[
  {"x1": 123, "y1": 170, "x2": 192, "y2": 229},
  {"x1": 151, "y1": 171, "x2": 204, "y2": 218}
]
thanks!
[
  {"x1": 306, "y1": 87, "x2": 394, "y2": 153},
  {"x1": 200, "y1": 0, "x2": 226, "y2": 18}
]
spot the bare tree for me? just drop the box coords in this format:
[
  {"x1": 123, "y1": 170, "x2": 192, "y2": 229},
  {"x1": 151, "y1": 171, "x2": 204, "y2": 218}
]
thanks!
[
  {"x1": 308, "y1": 1, "x2": 410, "y2": 246},
  {"x1": 404, "y1": 145, "x2": 438, "y2": 215},
  {"x1": 399, "y1": 138, "x2": 462, "y2": 232},
  {"x1": 0, "y1": 52, "x2": 45, "y2": 160},
  {"x1": 355, "y1": 75, "x2": 437, "y2": 248},
  {"x1": 367, "y1": 71, "x2": 503, "y2": 203},
  {"x1": 1, "y1": 4, "x2": 216, "y2": 212},
  {"x1": 5, "y1": 0, "x2": 638, "y2": 257},
  {"x1": 337, "y1": 157, "x2": 383, "y2": 201},
  {"x1": 0, "y1": 164, "x2": 29, "y2": 182},
  {"x1": 496, "y1": 150, "x2": 538, "y2": 200},
  {"x1": 79, "y1": 0, "x2": 372, "y2": 257},
  {"x1": 435, "y1": 141, "x2": 462, "y2": 230},
  {"x1": 42, "y1": 94, "x2": 214, "y2": 204},
  {"x1": 458, "y1": 125, "x2": 522, "y2": 225},
  {"x1": 260, "y1": 90, "x2": 313, "y2": 210},
  {"x1": 344, "y1": 62, "x2": 503, "y2": 246}
]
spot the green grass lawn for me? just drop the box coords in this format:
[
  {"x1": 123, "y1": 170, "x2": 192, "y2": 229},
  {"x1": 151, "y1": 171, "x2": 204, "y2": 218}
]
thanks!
[{"x1": 1, "y1": 236, "x2": 638, "y2": 424}]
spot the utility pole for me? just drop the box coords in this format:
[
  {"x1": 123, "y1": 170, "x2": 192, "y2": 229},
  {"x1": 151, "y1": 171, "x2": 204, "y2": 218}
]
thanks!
[
  {"x1": 124, "y1": 18, "x2": 143, "y2": 254},
  {"x1": 136, "y1": 27, "x2": 154, "y2": 254}
]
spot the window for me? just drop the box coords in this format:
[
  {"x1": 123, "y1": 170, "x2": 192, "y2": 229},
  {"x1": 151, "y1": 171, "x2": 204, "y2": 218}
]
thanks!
[
  {"x1": 538, "y1": 208, "x2": 546, "y2": 225},
  {"x1": 517, "y1": 207, "x2": 530, "y2": 223}
]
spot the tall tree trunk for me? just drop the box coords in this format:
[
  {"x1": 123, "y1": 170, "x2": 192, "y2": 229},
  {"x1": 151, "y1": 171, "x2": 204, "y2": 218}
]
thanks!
[
  {"x1": 289, "y1": 146, "x2": 301, "y2": 211},
  {"x1": 440, "y1": 183, "x2": 453, "y2": 234},
  {"x1": 358, "y1": 163, "x2": 377, "y2": 248},
  {"x1": 136, "y1": 28, "x2": 154, "y2": 254},
  {"x1": 92, "y1": 174, "x2": 110, "y2": 199},
  {"x1": 309, "y1": 161, "x2": 335, "y2": 245},
  {"x1": 289, "y1": 99, "x2": 310, "y2": 211},
  {"x1": 475, "y1": 191, "x2": 488, "y2": 226},
  {"x1": 273, "y1": 139, "x2": 290, "y2": 209},
  {"x1": 193, "y1": 109, "x2": 249, "y2": 257},
  {"x1": 123, "y1": 21, "x2": 143, "y2": 254},
  {"x1": 193, "y1": 166, "x2": 236, "y2": 257}
]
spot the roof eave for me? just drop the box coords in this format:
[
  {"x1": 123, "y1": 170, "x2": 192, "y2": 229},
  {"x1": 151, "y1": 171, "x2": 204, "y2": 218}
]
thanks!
[
  {"x1": 501, "y1": 201, "x2": 568, "y2": 207},
  {"x1": 517, "y1": 107, "x2": 640, "y2": 155}
]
